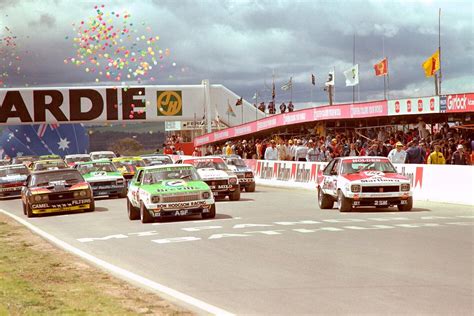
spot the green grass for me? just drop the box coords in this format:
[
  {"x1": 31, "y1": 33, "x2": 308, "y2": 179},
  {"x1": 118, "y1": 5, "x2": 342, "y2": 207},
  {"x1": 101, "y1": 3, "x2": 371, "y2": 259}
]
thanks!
[{"x1": 0, "y1": 216, "x2": 190, "y2": 315}]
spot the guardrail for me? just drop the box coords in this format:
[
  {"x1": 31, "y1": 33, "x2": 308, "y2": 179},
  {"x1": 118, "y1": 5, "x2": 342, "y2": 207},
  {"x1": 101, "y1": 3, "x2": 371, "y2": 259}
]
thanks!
[{"x1": 244, "y1": 159, "x2": 474, "y2": 206}]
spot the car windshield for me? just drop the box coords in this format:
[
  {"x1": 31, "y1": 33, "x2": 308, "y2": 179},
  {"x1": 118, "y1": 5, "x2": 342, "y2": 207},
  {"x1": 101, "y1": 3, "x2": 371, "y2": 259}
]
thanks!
[
  {"x1": 185, "y1": 159, "x2": 229, "y2": 171},
  {"x1": 341, "y1": 159, "x2": 397, "y2": 174},
  {"x1": 142, "y1": 168, "x2": 201, "y2": 184},
  {"x1": 0, "y1": 166, "x2": 29, "y2": 177},
  {"x1": 143, "y1": 156, "x2": 173, "y2": 164},
  {"x1": 114, "y1": 160, "x2": 145, "y2": 168},
  {"x1": 0, "y1": 160, "x2": 10, "y2": 166},
  {"x1": 225, "y1": 158, "x2": 247, "y2": 167},
  {"x1": 65, "y1": 156, "x2": 91, "y2": 164},
  {"x1": 34, "y1": 161, "x2": 67, "y2": 171},
  {"x1": 31, "y1": 171, "x2": 84, "y2": 187},
  {"x1": 91, "y1": 153, "x2": 115, "y2": 160},
  {"x1": 77, "y1": 162, "x2": 117, "y2": 175}
]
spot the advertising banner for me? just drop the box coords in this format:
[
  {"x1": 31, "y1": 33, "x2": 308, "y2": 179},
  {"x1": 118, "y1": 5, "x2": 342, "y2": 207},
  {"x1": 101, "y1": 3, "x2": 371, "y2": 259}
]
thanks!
[
  {"x1": 444, "y1": 93, "x2": 474, "y2": 113},
  {"x1": 388, "y1": 96, "x2": 439, "y2": 116}
]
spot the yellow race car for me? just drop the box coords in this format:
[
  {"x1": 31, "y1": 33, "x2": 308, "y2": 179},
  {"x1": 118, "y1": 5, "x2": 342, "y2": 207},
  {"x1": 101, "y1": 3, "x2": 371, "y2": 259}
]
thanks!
[{"x1": 111, "y1": 157, "x2": 146, "y2": 181}]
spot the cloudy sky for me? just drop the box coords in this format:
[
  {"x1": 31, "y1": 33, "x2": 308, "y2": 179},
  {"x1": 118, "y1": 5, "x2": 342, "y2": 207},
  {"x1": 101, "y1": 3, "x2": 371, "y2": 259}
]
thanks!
[{"x1": 0, "y1": 0, "x2": 472, "y2": 105}]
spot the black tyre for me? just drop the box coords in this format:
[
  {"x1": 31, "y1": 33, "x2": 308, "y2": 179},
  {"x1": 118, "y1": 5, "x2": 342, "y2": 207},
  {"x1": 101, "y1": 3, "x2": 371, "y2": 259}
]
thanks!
[
  {"x1": 26, "y1": 203, "x2": 35, "y2": 218},
  {"x1": 118, "y1": 190, "x2": 127, "y2": 199},
  {"x1": 202, "y1": 204, "x2": 216, "y2": 219},
  {"x1": 337, "y1": 190, "x2": 352, "y2": 212},
  {"x1": 140, "y1": 201, "x2": 153, "y2": 223},
  {"x1": 229, "y1": 187, "x2": 241, "y2": 201},
  {"x1": 318, "y1": 187, "x2": 334, "y2": 209},
  {"x1": 246, "y1": 182, "x2": 256, "y2": 192},
  {"x1": 397, "y1": 197, "x2": 413, "y2": 212},
  {"x1": 22, "y1": 202, "x2": 26, "y2": 215},
  {"x1": 127, "y1": 198, "x2": 140, "y2": 220},
  {"x1": 86, "y1": 200, "x2": 95, "y2": 212}
]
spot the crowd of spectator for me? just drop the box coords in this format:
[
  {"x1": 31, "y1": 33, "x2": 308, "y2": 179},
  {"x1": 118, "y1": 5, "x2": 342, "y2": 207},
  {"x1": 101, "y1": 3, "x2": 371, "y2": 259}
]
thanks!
[{"x1": 197, "y1": 123, "x2": 473, "y2": 165}]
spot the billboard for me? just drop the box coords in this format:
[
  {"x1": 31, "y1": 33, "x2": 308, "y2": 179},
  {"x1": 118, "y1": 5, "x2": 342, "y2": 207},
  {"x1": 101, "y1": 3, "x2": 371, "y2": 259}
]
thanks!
[{"x1": 388, "y1": 96, "x2": 439, "y2": 116}]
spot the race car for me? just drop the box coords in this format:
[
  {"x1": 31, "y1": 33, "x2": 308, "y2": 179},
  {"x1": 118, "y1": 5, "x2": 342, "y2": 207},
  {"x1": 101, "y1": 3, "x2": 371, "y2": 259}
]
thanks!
[
  {"x1": 31, "y1": 159, "x2": 68, "y2": 171},
  {"x1": 89, "y1": 151, "x2": 117, "y2": 161},
  {"x1": 21, "y1": 169, "x2": 94, "y2": 217},
  {"x1": 112, "y1": 157, "x2": 146, "y2": 182},
  {"x1": 64, "y1": 154, "x2": 92, "y2": 167},
  {"x1": 0, "y1": 159, "x2": 10, "y2": 166},
  {"x1": 75, "y1": 160, "x2": 127, "y2": 198},
  {"x1": 11, "y1": 155, "x2": 39, "y2": 169},
  {"x1": 127, "y1": 164, "x2": 215, "y2": 223},
  {"x1": 317, "y1": 156, "x2": 413, "y2": 212},
  {"x1": 39, "y1": 154, "x2": 61, "y2": 160},
  {"x1": 220, "y1": 155, "x2": 256, "y2": 192},
  {"x1": 0, "y1": 164, "x2": 30, "y2": 199},
  {"x1": 177, "y1": 157, "x2": 240, "y2": 201},
  {"x1": 140, "y1": 154, "x2": 174, "y2": 166}
]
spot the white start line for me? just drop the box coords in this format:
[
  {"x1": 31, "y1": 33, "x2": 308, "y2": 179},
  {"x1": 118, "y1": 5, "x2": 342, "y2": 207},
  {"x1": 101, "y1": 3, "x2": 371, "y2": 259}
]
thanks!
[
  {"x1": 0, "y1": 209, "x2": 235, "y2": 316},
  {"x1": 76, "y1": 216, "x2": 474, "y2": 244}
]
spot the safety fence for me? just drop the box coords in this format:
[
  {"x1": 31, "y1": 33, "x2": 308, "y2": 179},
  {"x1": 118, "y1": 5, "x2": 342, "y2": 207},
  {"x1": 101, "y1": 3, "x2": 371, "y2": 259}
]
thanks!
[{"x1": 244, "y1": 159, "x2": 474, "y2": 206}]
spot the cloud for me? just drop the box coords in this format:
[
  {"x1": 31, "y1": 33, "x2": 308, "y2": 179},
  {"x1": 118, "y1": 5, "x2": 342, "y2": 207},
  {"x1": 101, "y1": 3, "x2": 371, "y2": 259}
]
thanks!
[{"x1": 28, "y1": 13, "x2": 56, "y2": 28}]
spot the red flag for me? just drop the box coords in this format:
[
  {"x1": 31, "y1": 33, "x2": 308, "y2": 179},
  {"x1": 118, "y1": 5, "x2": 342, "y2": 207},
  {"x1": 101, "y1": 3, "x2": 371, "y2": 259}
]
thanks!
[{"x1": 374, "y1": 58, "x2": 388, "y2": 76}]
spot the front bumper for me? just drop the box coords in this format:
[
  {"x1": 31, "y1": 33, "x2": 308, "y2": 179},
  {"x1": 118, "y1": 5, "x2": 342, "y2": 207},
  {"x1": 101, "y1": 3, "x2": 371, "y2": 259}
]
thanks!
[
  {"x1": 30, "y1": 198, "x2": 93, "y2": 214},
  {"x1": 145, "y1": 199, "x2": 215, "y2": 218},
  {"x1": 0, "y1": 186, "x2": 23, "y2": 198},
  {"x1": 89, "y1": 184, "x2": 126, "y2": 196},
  {"x1": 203, "y1": 179, "x2": 239, "y2": 195}
]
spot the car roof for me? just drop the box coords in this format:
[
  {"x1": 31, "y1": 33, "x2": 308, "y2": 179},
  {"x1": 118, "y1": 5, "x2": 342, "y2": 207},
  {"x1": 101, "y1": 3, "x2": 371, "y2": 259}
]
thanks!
[
  {"x1": 31, "y1": 169, "x2": 80, "y2": 175},
  {"x1": 0, "y1": 164, "x2": 28, "y2": 169},
  {"x1": 112, "y1": 157, "x2": 143, "y2": 161},
  {"x1": 76, "y1": 159, "x2": 113, "y2": 165},
  {"x1": 90, "y1": 151, "x2": 115, "y2": 154},
  {"x1": 139, "y1": 163, "x2": 194, "y2": 171},
  {"x1": 338, "y1": 156, "x2": 390, "y2": 161},
  {"x1": 35, "y1": 159, "x2": 65, "y2": 163},
  {"x1": 65, "y1": 154, "x2": 90, "y2": 158}
]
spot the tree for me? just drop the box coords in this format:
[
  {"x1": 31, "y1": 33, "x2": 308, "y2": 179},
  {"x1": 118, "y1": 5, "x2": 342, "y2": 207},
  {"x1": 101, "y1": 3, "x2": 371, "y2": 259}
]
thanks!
[{"x1": 108, "y1": 137, "x2": 143, "y2": 156}]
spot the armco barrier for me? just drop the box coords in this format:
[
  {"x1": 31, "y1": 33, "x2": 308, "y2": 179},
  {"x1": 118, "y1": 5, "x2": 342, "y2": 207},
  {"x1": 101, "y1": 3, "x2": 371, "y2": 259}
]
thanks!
[{"x1": 245, "y1": 159, "x2": 474, "y2": 206}]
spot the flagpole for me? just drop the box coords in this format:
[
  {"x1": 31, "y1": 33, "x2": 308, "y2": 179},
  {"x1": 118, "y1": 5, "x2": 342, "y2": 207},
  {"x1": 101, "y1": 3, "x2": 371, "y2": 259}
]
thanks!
[
  {"x1": 438, "y1": 7, "x2": 442, "y2": 95},
  {"x1": 255, "y1": 90, "x2": 258, "y2": 121},
  {"x1": 333, "y1": 66, "x2": 336, "y2": 104},
  {"x1": 352, "y1": 33, "x2": 355, "y2": 103},
  {"x1": 241, "y1": 98, "x2": 244, "y2": 124},
  {"x1": 290, "y1": 77, "x2": 293, "y2": 102},
  {"x1": 387, "y1": 58, "x2": 390, "y2": 100},
  {"x1": 383, "y1": 36, "x2": 387, "y2": 100}
]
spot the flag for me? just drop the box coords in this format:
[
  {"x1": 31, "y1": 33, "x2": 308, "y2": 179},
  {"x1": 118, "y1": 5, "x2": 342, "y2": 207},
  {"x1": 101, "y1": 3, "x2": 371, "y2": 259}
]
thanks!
[
  {"x1": 325, "y1": 70, "x2": 335, "y2": 86},
  {"x1": 343, "y1": 64, "x2": 359, "y2": 87},
  {"x1": 226, "y1": 103, "x2": 236, "y2": 117},
  {"x1": 311, "y1": 74, "x2": 315, "y2": 85},
  {"x1": 422, "y1": 50, "x2": 440, "y2": 77},
  {"x1": 272, "y1": 81, "x2": 275, "y2": 100},
  {"x1": 37, "y1": 123, "x2": 59, "y2": 138},
  {"x1": 281, "y1": 77, "x2": 293, "y2": 91},
  {"x1": 252, "y1": 92, "x2": 259, "y2": 100},
  {"x1": 374, "y1": 58, "x2": 388, "y2": 76},
  {"x1": 235, "y1": 97, "x2": 243, "y2": 106}
]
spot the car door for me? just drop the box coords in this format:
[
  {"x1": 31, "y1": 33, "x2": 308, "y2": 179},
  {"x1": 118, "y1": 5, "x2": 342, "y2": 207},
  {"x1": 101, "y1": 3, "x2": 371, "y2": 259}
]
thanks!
[
  {"x1": 128, "y1": 170, "x2": 143, "y2": 206},
  {"x1": 322, "y1": 159, "x2": 340, "y2": 197}
]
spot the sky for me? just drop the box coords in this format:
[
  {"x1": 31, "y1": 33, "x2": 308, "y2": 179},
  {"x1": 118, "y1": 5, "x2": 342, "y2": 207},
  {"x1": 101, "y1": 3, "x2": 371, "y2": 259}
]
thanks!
[{"x1": 0, "y1": 0, "x2": 473, "y2": 106}]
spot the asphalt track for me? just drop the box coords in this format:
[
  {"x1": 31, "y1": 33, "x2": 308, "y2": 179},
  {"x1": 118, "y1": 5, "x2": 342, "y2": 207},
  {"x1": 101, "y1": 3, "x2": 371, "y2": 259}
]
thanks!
[{"x1": 1, "y1": 186, "x2": 473, "y2": 315}]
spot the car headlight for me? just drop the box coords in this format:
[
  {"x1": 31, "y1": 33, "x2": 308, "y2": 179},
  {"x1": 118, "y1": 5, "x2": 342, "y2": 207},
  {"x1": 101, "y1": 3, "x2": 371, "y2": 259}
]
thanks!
[
  {"x1": 151, "y1": 195, "x2": 161, "y2": 203},
  {"x1": 202, "y1": 191, "x2": 211, "y2": 199},
  {"x1": 351, "y1": 184, "x2": 361, "y2": 193},
  {"x1": 229, "y1": 177, "x2": 238, "y2": 185},
  {"x1": 32, "y1": 194, "x2": 48, "y2": 202},
  {"x1": 401, "y1": 183, "x2": 410, "y2": 191},
  {"x1": 34, "y1": 195, "x2": 42, "y2": 202}
]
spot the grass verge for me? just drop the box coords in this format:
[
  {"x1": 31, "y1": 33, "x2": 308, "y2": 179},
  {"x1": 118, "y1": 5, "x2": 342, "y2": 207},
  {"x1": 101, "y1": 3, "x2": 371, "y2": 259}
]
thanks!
[{"x1": 0, "y1": 214, "x2": 192, "y2": 315}]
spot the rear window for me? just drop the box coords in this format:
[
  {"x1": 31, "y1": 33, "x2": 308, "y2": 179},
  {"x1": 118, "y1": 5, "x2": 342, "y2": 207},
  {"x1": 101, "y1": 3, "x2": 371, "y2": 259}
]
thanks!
[{"x1": 0, "y1": 166, "x2": 30, "y2": 177}]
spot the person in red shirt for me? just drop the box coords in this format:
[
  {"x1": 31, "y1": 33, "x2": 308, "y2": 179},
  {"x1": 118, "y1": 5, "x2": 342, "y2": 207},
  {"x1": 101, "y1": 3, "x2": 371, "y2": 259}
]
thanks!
[{"x1": 164, "y1": 145, "x2": 173, "y2": 155}]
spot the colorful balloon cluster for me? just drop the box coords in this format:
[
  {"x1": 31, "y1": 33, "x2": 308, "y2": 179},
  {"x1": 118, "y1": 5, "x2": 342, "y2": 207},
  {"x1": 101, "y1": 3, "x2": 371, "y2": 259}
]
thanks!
[
  {"x1": 0, "y1": 26, "x2": 21, "y2": 86},
  {"x1": 65, "y1": 4, "x2": 172, "y2": 84}
]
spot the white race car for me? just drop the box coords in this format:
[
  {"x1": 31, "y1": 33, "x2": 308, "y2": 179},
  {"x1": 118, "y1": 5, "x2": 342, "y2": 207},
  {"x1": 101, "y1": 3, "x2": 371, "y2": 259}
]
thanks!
[
  {"x1": 317, "y1": 156, "x2": 413, "y2": 212},
  {"x1": 89, "y1": 151, "x2": 117, "y2": 161},
  {"x1": 179, "y1": 157, "x2": 241, "y2": 201}
]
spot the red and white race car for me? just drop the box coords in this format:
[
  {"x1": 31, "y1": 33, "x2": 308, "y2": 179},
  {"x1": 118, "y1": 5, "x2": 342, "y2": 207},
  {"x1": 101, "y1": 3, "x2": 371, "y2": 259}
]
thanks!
[{"x1": 317, "y1": 156, "x2": 413, "y2": 212}]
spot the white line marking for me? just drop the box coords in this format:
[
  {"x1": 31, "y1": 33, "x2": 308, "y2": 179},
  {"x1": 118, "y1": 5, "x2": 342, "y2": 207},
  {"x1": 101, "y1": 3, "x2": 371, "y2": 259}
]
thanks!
[
  {"x1": 152, "y1": 216, "x2": 242, "y2": 226},
  {"x1": 0, "y1": 209, "x2": 234, "y2": 316}
]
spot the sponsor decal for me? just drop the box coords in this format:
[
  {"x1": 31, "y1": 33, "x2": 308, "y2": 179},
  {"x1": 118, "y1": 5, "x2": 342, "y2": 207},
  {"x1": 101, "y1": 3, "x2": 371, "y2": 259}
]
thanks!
[
  {"x1": 31, "y1": 198, "x2": 91, "y2": 209},
  {"x1": 158, "y1": 200, "x2": 202, "y2": 209},
  {"x1": 164, "y1": 180, "x2": 186, "y2": 187},
  {"x1": 156, "y1": 91, "x2": 182, "y2": 116},
  {"x1": 445, "y1": 93, "x2": 474, "y2": 113}
]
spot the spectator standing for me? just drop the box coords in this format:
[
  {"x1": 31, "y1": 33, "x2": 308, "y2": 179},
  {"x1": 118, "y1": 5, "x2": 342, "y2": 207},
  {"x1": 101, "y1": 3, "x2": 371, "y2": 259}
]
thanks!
[
  {"x1": 280, "y1": 102, "x2": 287, "y2": 113},
  {"x1": 348, "y1": 143, "x2": 360, "y2": 156},
  {"x1": 451, "y1": 144, "x2": 469, "y2": 165},
  {"x1": 388, "y1": 142, "x2": 407, "y2": 164},
  {"x1": 287, "y1": 139, "x2": 295, "y2": 161},
  {"x1": 288, "y1": 102, "x2": 294, "y2": 112},
  {"x1": 368, "y1": 144, "x2": 379, "y2": 156},
  {"x1": 256, "y1": 141, "x2": 263, "y2": 159},
  {"x1": 264, "y1": 140, "x2": 278, "y2": 160},
  {"x1": 225, "y1": 142, "x2": 233, "y2": 155},
  {"x1": 277, "y1": 139, "x2": 288, "y2": 160},
  {"x1": 306, "y1": 140, "x2": 319, "y2": 161},
  {"x1": 427, "y1": 144, "x2": 446, "y2": 164},
  {"x1": 192, "y1": 147, "x2": 201, "y2": 156},
  {"x1": 405, "y1": 141, "x2": 426, "y2": 164},
  {"x1": 294, "y1": 140, "x2": 308, "y2": 161}
]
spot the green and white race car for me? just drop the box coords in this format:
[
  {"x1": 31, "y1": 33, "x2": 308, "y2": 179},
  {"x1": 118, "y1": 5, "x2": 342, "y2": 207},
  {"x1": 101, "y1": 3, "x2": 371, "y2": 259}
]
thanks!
[
  {"x1": 75, "y1": 160, "x2": 127, "y2": 198},
  {"x1": 127, "y1": 164, "x2": 215, "y2": 223}
]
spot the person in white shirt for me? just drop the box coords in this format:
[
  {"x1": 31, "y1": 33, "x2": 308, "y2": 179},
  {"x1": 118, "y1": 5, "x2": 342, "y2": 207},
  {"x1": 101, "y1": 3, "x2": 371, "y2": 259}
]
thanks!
[
  {"x1": 294, "y1": 140, "x2": 309, "y2": 161},
  {"x1": 306, "y1": 140, "x2": 319, "y2": 161},
  {"x1": 388, "y1": 142, "x2": 407, "y2": 164},
  {"x1": 264, "y1": 140, "x2": 278, "y2": 160},
  {"x1": 277, "y1": 139, "x2": 288, "y2": 160}
]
